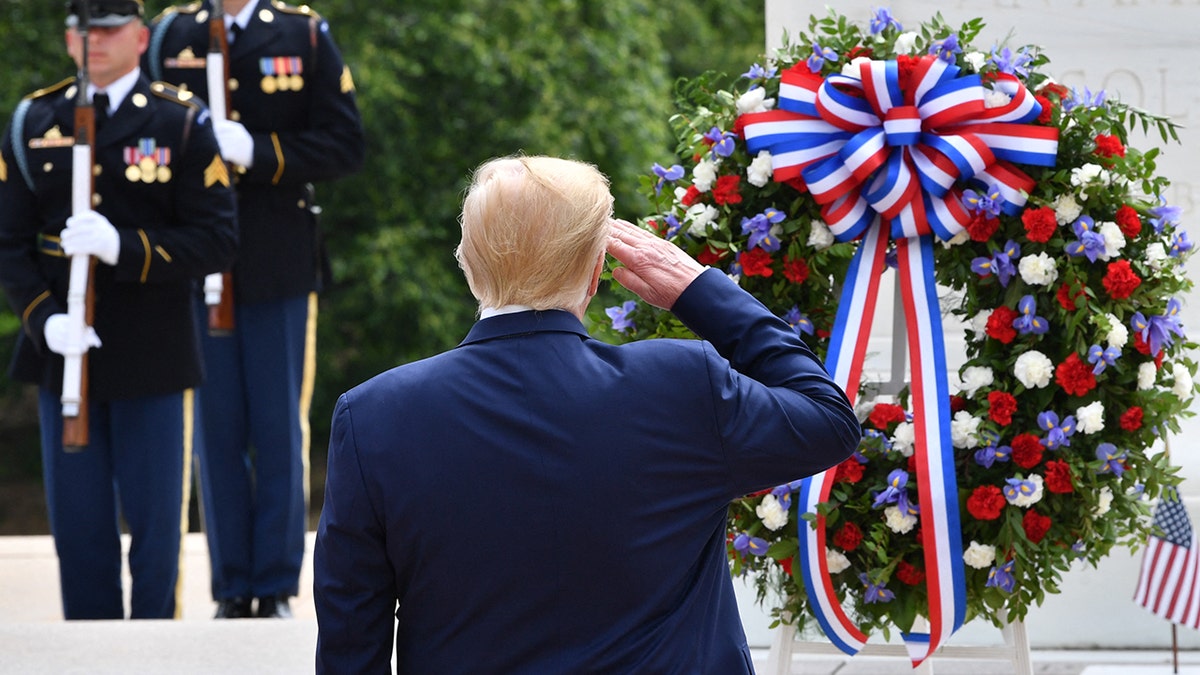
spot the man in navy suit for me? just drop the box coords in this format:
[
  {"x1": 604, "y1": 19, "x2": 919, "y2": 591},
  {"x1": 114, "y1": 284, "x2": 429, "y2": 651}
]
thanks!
[{"x1": 313, "y1": 156, "x2": 861, "y2": 673}]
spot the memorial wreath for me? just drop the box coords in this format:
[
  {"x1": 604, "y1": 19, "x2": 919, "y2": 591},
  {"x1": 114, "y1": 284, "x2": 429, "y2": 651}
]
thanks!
[{"x1": 592, "y1": 7, "x2": 1198, "y2": 652}]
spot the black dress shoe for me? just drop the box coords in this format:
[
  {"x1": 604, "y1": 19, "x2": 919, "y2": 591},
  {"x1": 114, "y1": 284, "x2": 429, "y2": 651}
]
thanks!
[
  {"x1": 214, "y1": 597, "x2": 253, "y2": 618},
  {"x1": 255, "y1": 595, "x2": 293, "y2": 618}
]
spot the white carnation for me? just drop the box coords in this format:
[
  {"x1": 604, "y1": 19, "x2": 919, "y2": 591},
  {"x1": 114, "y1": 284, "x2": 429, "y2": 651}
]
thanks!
[
  {"x1": 1104, "y1": 313, "x2": 1128, "y2": 349},
  {"x1": 1018, "y1": 252, "x2": 1059, "y2": 286},
  {"x1": 840, "y1": 56, "x2": 872, "y2": 78},
  {"x1": 1095, "y1": 486, "x2": 1114, "y2": 516},
  {"x1": 692, "y1": 159, "x2": 718, "y2": 192},
  {"x1": 1098, "y1": 221, "x2": 1126, "y2": 260},
  {"x1": 884, "y1": 506, "x2": 918, "y2": 534},
  {"x1": 736, "y1": 87, "x2": 775, "y2": 115},
  {"x1": 1053, "y1": 194, "x2": 1082, "y2": 225},
  {"x1": 983, "y1": 88, "x2": 1012, "y2": 108},
  {"x1": 1076, "y1": 401, "x2": 1105, "y2": 435},
  {"x1": 951, "y1": 410, "x2": 982, "y2": 449},
  {"x1": 963, "y1": 51, "x2": 987, "y2": 72},
  {"x1": 826, "y1": 548, "x2": 851, "y2": 574},
  {"x1": 755, "y1": 494, "x2": 789, "y2": 531},
  {"x1": 685, "y1": 204, "x2": 719, "y2": 237},
  {"x1": 963, "y1": 540, "x2": 997, "y2": 569},
  {"x1": 746, "y1": 150, "x2": 774, "y2": 188},
  {"x1": 959, "y1": 366, "x2": 994, "y2": 398},
  {"x1": 968, "y1": 310, "x2": 990, "y2": 340},
  {"x1": 807, "y1": 221, "x2": 835, "y2": 250},
  {"x1": 1010, "y1": 474, "x2": 1045, "y2": 508},
  {"x1": 1014, "y1": 351, "x2": 1054, "y2": 389},
  {"x1": 891, "y1": 421, "x2": 916, "y2": 457},
  {"x1": 1146, "y1": 242, "x2": 1169, "y2": 271},
  {"x1": 1138, "y1": 362, "x2": 1158, "y2": 390},
  {"x1": 1172, "y1": 362, "x2": 1195, "y2": 399},
  {"x1": 1070, "y1": 163, "x2": 1109, "y2": 190},
  {"x1": 942, "y1": 230, "x2": 970, "y2": 248},
  {"x1": 893, "y1": 31, "x2": 919, "y2": 54}
]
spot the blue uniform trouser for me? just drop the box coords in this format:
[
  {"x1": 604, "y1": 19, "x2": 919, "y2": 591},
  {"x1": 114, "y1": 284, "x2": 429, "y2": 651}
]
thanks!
[
  {"x1": 38, "y1": 388, "x2": 192, "y2": 620},
  {"x1": 195, "y1": 293, "x2": 315, "y2": 601}
]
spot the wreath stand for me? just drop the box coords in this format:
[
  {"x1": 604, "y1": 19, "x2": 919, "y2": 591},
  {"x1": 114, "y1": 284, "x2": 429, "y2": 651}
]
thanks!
[{"x1": 761, "y1": 281, "x2": 1034, "y2": 674}]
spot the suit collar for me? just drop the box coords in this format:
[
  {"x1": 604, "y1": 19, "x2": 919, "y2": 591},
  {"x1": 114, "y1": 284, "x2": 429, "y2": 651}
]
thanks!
[
  {"x1": 229, "y1": 0, "x2": 281, "y2": 63},
  {"x1": 95, "y1": 76, "x2": 155, "y2": 148},
  {"x1": 459, "y1": 309, "x2": 590, "y2": 347}
]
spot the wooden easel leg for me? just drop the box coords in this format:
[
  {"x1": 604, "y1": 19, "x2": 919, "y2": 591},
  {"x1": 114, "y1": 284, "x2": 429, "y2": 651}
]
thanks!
[
  {"x1": 764, "y1": 624, "x2": 796, "y2": 675},
  {"x1": 1003, "y1": 619, "x2": 1034, "y2": 675}
]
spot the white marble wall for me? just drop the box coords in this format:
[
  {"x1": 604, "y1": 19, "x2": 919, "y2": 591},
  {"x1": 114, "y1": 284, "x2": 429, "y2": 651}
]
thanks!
[{"x1": 749, "y1": 0, "x2": 1200, "y2": 651}]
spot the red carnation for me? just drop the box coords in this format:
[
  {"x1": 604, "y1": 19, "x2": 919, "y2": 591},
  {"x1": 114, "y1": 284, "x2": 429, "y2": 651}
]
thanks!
[
  {"x1": 988, "y1": 391, "x2": 1017, "y2": 426},
  {"x1": 1120, "y1": 406, "x2": 1144, "y2": 432},
  {"x1": 780, "y1": 556, "x2": 793, "y2": 576},
  {"x1": 869, "y1": 402, "x2": 907, "y2": 429},
  {"x1": 1057, "y1": 281, "x2": 1086, "y2": 311},
  {"x1": 1094, "y1": 134, "x2": 1126, "y2": 158},
  {"x1": 783, "y1": 256, "x2": 810, "y2": 285},
  {"x1": 1104, "y1": 260, "x2": 1142, "y2": 300},
  {"x1": 967, "y1": 485, "x2": 1006, "y2": 521},
  {"x1": 1044, "y1": 460, "x2": 1074, "y2": 494},
  {"x1": 896, "y1": 560, "x2": 925, "y2": 586},
  {"x1": 1022, "y1": 510, "x2": 1052, "y2": 544},
  {"x1": 834, "y1": 458, "x2": 865, "y2": 484},
  {"x1": 833, "y1": 522, "x2": 863, "y2": 551},
  {"x1": 896, "y1": 55, "x2": 920, "y2": 92},
  {"x1": 1034, "y1": 94, "x2": 1054, "y2": 124},
  {"x1": 950, "y1": 395, "x2": 967, "y2": 413},
  {"x1": 738, "y1": 249, "x2": 774, "y2": 277},
  {"x1": 1021, "y1": 206, "x2": 1058, "y2": 243},
  {"x1": 986, "y1": 306, "x2": 1019, "y2": 344},
  {"x1": 1038, "y1": 82, "x2": 1070, "y2": 99},
  {"x1": 696, "y1": 245, "x2": 727, "y2": 266},
  {"x1": 847, "y1": 46, "x2": 874, "y2": 60},
  {"x1": 1116, "y1": 205, "x2": 1142, "y2": 239},
  {"x1": 712, "y1": 175, "x2": 742, "y2": 205},
  {"x1": 731, "y1": 115, "x2": 748, "y2": 139},
  {"x1": 966, "y1": 213, "x2": 1000, "y2": 242},
  {"x1": 1011, "y1": 433, "x2": 1044, "y2": 469},
  {"x1": 680, "y1": 185, "x2": 702, "y2": 207},
  {"x1": 1056, "y1": 353, "x2": 1097, "y2": 397}
]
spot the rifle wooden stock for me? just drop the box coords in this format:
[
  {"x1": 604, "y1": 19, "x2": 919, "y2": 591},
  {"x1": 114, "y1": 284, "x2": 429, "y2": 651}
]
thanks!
[{"x1": 205, "y1": 1, "x2": 235, "y2": 335}]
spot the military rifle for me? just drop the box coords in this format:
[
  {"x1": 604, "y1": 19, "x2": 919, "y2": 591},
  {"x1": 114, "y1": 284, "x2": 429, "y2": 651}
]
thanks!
[
  {"x1": 62, "y1": 0, "x2": 97, "y2": 450},
  {"x1": 204, "y1": 0, "x2": 236, "y2": 334}
]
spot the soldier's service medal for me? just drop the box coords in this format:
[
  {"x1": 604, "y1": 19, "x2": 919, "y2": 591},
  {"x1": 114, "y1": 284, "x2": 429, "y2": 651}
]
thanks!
[
  {"x1": 125, "y1": 139, "x2": 172, "y2": 184},
  {"x1": 260, "y1": 57, "x2": 303, "y2": 94}
]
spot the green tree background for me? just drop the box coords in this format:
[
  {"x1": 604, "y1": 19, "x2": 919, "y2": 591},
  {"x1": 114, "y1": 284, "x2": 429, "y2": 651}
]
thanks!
[{"x1": 0, "y1": 0, "x2": 764, "y2": 530}]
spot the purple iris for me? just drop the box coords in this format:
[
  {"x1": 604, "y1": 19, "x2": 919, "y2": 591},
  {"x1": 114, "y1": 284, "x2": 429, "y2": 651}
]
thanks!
[
  {"x1": 770, "y1": 481, "x2": 802, "y2": 511},
  {"x1": 1012, "y1": 295, "x2": 1049, "y2": 336},
  {"x1": 732, "y1": 532, "x2": 769, "y2": 557},
  {"x1": 663, "y1": 213, "x2": 682, "y2": 239},
  {"x1": 1087, "y1": 344, "x2": 1121, "y2": 375},
  {"x1": 741, "y1": 208, "x2": 785, "y2": 252},
  {"x1": 928, "y1": 34, "x2": 963, "y2": 63},
  {"x1": 605, "y1": 300, "x2": 637, "y2": 333},
  {"x1": 1063, "y1": 86, "x2": 1107, "y2": 112},
  {"x1": 1003, "y1": 477, "x2": 1037, "y2": 503},
  {"x1": 1037, "y1": 411, "x2": 1076, "y2": 450},
  {"x1": 783, "y1": 305, "x2": 814, "y2": 336},
  {"x1": 863, "y1": 428, "x2": 894, "y2": 452},
  {"x1": 1072, "y1": 540, "x2": 1086, "y2": 557},
  {"x1": 872, "y1": 469, "x2": 910, "y2": 509},
  {"x1": 970, "y1": 240, "x2": 1020, "y2": 287},
  {"x1": 870, "y1": 8, "x2": 902, "y2": 34},
  {"x1": 741, "y1": 63, "x2": 778, "y2": 80},
  {"x1": 986, "y1": 559, "x2": 1016, "y2": 593},
  {"x1": 1096, "y1": 443, "x2": 1127, "y2": 477},
  {"x1": 1149, "y1": 197, "x2": 1182, "y2": 234},
  {"x1": 807, "y1": 42, "x2": 838, "y2": 73},
  {"x1": 974, "y1": 442, "x2": 1013, "y2": 469},
  {"x1": 1065, "y1": 216, "x2": 1107, "y2": 263},
  {"x1": 703, "y1": 126, "x2": 736, "y2": 159},
  {"x1": 1171, "y1": 232, "x2": 1193, "y2": 257},
  {"x1": 963, "y1": 187, "x2": 1003, "y2": 217},
  {"x1": 651, "y1": 163, "x2": 685, "y2": 195},
  {"x1": 988, "y1": 46, "x2": 1033, "y2": 77},
  {"x1": 859, "y1": 573, "x2": 895, "y2": 603},
  {"x1": 1131, "y1": 299, "x2": 1185, "y2": 355}
]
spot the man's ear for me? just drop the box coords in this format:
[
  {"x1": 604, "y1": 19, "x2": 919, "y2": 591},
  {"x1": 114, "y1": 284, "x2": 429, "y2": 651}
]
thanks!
[{"x1": 587, "y1": 252, "x2": 605, "y2": 298}]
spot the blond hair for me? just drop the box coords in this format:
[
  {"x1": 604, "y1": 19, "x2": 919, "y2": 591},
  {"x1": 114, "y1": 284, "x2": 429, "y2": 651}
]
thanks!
[{"x1": 456, "y1": 156, "x2": 613, "y2": 311}]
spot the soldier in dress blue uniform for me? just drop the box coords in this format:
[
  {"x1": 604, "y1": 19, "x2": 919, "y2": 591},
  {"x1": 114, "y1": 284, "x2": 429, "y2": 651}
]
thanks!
[
  {"x1": 145, "y1": 0, "x2": 364, "y2": 618},
  {"x1": 0, "y1": 0, "x2": 237, "y2": 620}
]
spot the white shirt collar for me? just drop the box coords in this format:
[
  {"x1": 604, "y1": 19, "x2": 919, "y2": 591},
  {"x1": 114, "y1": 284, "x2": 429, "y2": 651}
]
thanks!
[
  {"x1": 479, "y1": 304, "x2": 536, "y2": 319},
  {"x1": 226, "y1": 1, "x2": 257, "y2": 32},
  {"x1": 89, "y1": 67, "x2": 140, "y2": 114}
]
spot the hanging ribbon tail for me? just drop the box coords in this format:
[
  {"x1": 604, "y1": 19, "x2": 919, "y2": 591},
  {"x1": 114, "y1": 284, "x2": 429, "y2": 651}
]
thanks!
[
  {"x1": 798, "y1": 222, "x2": 889, "y2": 655},
  {"x1": 894, "y1": 236, "x2": 968, "y2": 665}
]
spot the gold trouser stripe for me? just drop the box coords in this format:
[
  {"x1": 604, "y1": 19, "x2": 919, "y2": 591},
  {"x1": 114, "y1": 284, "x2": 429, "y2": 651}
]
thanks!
[
  {"x1": 299, "y1": 293, "x2": 317, "y2": 517},
  {"x1": 137, "y1": 229, "x2": 152, "y2": 282},
  {"x1": 173, "y1": 388, "x2": 195, "y2": 620},
  {"x1": 270, "y1": 132, "x2": 285, "y2": 185},
  {"x1": 22, "y1": 290, "x2": 51, "y2": 339}
]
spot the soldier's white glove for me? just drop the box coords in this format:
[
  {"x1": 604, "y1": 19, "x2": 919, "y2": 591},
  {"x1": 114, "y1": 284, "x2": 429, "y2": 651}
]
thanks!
[
  {"x1": 203, "y1": 272, "x2": 224, "y2": 306},
  {"x1": 213, "y1": 119, "x2": 254, "y2": 168},
  {"x1": 44, "y1": 313, "x2": 102, "y2": 356},
  {"x1": 61, "y1": 210, "x2": 120, "y2": 265}
]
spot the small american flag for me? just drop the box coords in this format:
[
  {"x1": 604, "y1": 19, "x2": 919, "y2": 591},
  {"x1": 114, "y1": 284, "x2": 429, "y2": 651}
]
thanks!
[{"x1": 1134, "y1": 486, "x2": 1200, "y2": 629}]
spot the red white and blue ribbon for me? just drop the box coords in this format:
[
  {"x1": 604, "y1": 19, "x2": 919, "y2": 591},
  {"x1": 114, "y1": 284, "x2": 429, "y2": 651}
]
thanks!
[{"x1": 741, "y1": 56, "x2": 1057, "y2": 665}]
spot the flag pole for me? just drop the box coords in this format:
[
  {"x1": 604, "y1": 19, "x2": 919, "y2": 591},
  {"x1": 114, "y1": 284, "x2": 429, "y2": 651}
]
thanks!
[{"x1": 1166, "y1": 434, "x2": 1180, "y2": 675}]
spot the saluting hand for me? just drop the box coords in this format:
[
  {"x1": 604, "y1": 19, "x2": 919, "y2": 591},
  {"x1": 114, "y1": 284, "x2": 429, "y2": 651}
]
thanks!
[{"x1": 606, "y1": 218, "x2": 704, "y2": 310}]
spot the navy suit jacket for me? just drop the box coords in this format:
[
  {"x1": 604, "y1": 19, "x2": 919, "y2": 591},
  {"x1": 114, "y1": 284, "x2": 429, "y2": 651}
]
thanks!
[{"x1": 314, "y1": 269, "x2": 861, "y2": 674}]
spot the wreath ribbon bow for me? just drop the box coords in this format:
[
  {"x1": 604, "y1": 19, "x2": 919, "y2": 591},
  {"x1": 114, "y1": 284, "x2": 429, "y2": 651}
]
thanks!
[{"x1": 738, "y1": 57, "x2": 1058, "y2": 666}]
